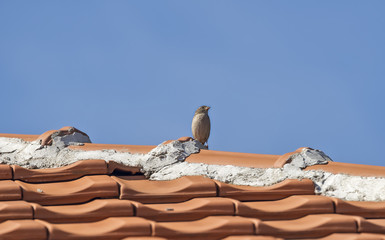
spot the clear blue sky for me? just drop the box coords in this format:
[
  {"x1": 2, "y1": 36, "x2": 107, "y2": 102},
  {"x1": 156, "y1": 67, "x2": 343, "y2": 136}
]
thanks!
[{"x1": 1, "y1": 1, "x2": 384, "y2": 166}]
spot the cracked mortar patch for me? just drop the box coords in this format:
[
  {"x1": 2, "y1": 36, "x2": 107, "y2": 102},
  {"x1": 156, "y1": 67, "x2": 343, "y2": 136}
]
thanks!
[{"x1": 1, "y1": 136, "x2": 384, "y2": 201}]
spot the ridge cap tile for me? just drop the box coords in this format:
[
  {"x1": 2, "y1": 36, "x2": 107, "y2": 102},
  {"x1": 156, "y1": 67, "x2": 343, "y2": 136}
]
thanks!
[
  {"x1": 68, "y1": 143, "x2": 156, "y2": 154},
  {"x1": 315, "y1": 233, "x2": 385, "y2": 240},
  {"x1": 15, "y1": 175, "x2": 119, "y2": 205},
  {"x1": 222, "y1": 236, "x2": 284, "y2": 240}
]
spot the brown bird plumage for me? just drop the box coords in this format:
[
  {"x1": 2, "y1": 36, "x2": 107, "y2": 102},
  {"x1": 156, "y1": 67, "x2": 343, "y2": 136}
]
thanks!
[{"x1": 191, "y1": 105, "x2": 211, "y2": 148}]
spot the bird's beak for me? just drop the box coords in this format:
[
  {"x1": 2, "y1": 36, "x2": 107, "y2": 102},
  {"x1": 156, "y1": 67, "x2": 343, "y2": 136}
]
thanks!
[{"x1": 206, "y1": 106, "x2": 211, "y2": 111}]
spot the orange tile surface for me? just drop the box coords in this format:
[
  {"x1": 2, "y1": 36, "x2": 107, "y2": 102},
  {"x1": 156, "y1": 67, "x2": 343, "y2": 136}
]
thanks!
[{"x1": 2, "y1": 130, "x2": 385, "y2": 239}]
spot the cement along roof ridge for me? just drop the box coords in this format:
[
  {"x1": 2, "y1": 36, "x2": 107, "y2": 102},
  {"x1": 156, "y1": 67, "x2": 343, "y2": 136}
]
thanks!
[{"x1": 1, "y1": 127, "x2": 385, "y2": 239}]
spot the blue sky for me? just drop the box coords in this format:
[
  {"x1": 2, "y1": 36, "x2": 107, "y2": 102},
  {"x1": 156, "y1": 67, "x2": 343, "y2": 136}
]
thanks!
[{"x1": 1, "y1": 1, "x2": 384, "y2": 166}]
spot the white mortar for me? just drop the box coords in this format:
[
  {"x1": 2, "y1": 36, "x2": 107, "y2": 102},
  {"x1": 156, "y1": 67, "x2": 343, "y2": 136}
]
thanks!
[{"x1": 0, "y1": 136, "x2": 384, "y2": 201}]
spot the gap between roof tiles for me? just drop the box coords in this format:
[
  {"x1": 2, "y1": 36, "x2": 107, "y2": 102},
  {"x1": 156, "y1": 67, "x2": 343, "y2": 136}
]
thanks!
[{"x1": 2, "y1": 127, "x2": 385, "y2": 202}]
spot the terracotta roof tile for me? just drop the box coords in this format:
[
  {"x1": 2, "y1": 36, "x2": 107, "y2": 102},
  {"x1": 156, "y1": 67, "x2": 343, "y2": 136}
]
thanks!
[
  {"x1": 134, "y1": 197, "x2": 235, "y2": 221},
  {"x1": 0, "y1": 220, "x2": 47, "y2": 240},
  {"x1": 0, "y1": 164, "x2": 13, "y2": 180},
  {"x1": 0, "y1": 133, "x2": 39, "y2": 141},
  {"x1": 255, "y1": 214, "x2": 361, "y2": 238},
  {"x1": 15, "y1": 175, "x2": 119, "y2": 205},
  {"x1": 215, "y1": 178, "x2": 315, "y2": 201},
  {"x1": 0, "y1": 201, "x2": 33, "y2": 221},
  {"x1": 0, "y1": 180, "x2": 22, "y2": 200},
  {"x1": 153, "y1": 216, "x2": 255, "y2": 239},
  {"x1": 112, "y1": 176, "x2": 217, "y2": 203},
  {"x1": 333, "y1": 198, "x2": 385, "y2": 218},
  {"x1": 236, "y1": 195, "x2": 334, "y2": 220},
  {"x1": 12, "y1": 159, "x2": 108, "y2": 183},
  {"x1": 317, "y1": 233, "x2": 385, "y2": 240},
  {"x1": 306, "y1": 161, "x2": 385, "y2": 178},
  {"x1": 186, "y1": 149, "x2": 281, "y2": 168},
  {"x1": 31, "y1": 199, "x2": 134, "y2": 223},
  {"x1": 38, "y1": 217, "x2": 153, "y2": 240},
  {"x1": 222, "y1": 236, "x2": 284, "y2": 240},
  {"x1": 2, "y1": 129, "x2": 385, "y2": 239}
]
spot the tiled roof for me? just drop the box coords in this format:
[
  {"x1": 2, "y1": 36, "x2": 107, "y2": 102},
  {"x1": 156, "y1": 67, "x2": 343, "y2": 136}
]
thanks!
[{"x1": 1, "y1": 127, "x2": 385, "y2": 239}]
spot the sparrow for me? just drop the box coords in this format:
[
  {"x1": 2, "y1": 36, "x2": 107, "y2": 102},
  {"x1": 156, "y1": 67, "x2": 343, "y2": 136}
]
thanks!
[{"x1": 191, "y1": 105, "x2": 211, "y2": 148}]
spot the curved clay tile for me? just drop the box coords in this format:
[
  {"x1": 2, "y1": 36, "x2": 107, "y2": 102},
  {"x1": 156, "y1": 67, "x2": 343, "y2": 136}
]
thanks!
[
  {"x1": 12, "y1": 160, "x2": 108, "y2": 183},
  {"x1": 15, "y1": 175, "x2": 119, "y2": 205},
  {"x1": 0, "y1": 180, "x2": 22, "y2": 201},
  {"x1": 222, "y1": 236, "x2": 284, "y2": 240},
  {"x1": 112, "y1": 176, "x2": 217, "y2": 203},
  {"x1": 0, "y1": 220, "x2": 47, "y2": 240},
  {"x1": 333, "y1": 198, "x2": 385, "y2": 219},
  {"x1": 37, "y1": 217, "x2": 153, "y2": 240},
  {"x1": 317, "y1": 233, "x2": 385, "y2": 240},
  {"x1": 236, "y1": 195, "x2": 334, "y2": 220},
  {"x1": 359, "y1": 218, "x2": 385, "y2": 234},
  {"x1": 273, "y1": 147, "x2": 308, "y2": 168},
  {"x1": 134, "y1": 197, "x2": 235, "y2": 222},
  {"x1": 153, "y1": 216, "x2": 255, "y2": 239},
  {"x1": 0, "y1": 165, "x2": 13, "y2": 180},
  {"x1": 215, "y1": 179, "x2": 315, "y2": 201},
  {"x1": 0, "y1": 201, "x2": 33, "y2": 222},
  {"x1": 32, "y1": 199, "x2": 134, "y2": 223},
  {"x1": 37, "y1": 126, "x2": 91, "y2": 146},
  {"x1": 255, "y1": 214, "x2": 362, "y2": 238}
]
